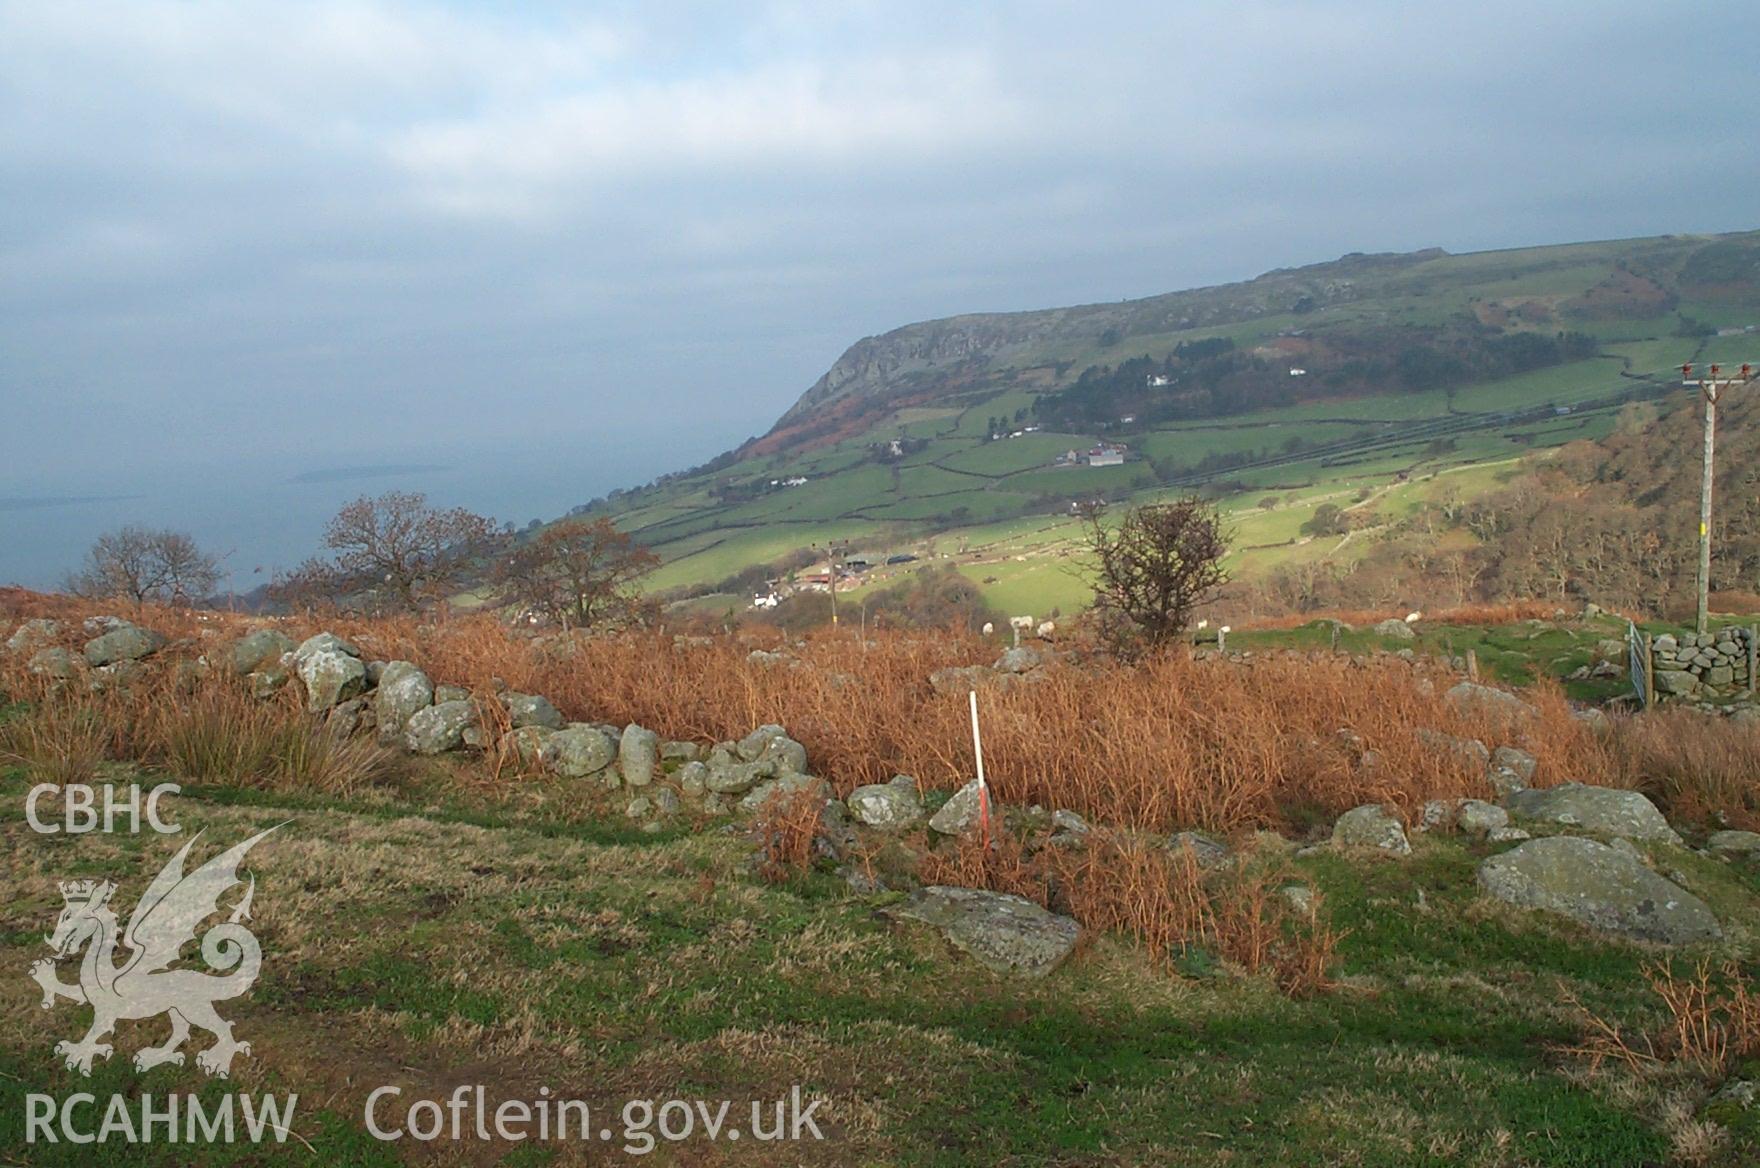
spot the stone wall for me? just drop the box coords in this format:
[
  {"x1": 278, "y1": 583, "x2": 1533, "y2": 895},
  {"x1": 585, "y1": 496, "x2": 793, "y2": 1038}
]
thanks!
[{"x1": 1649, "y1": 627, "x2": 1757, "y2": 700}]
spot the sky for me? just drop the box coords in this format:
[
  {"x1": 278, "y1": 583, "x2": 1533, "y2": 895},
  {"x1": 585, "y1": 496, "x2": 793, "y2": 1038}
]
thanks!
[{"x1": 3, "y1": 1, "x2": 1758, "y2": 585}]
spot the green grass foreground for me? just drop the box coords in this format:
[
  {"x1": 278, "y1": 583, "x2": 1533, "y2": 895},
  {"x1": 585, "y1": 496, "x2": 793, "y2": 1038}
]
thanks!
[{"x1": 3, "y1": 767, "x2": 1758, "y2": 1165}]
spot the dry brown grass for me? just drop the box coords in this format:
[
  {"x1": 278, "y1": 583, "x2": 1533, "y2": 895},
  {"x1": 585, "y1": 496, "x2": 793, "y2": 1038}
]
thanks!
[
  {"x1": 922, "y1": 830, "x2": 1344, "y2": 995},
  {"x1": 1562, "y1": 959, "x2": 1760, "y2": 1078},
  {"x1": 1604, "y1": 709, "x2": 1760, "y2": 830},
  {"x1": 0, "y1": 593, "x2": 1749, "y2": 837},
  {"x1": 749, "y1": 785, "x2": 828, "y2": 883}
]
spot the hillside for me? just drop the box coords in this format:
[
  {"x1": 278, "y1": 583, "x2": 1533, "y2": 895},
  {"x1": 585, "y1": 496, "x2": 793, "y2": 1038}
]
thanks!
[{"x1": 579, "y1": 230, "x2": 1760, "y2": 619}]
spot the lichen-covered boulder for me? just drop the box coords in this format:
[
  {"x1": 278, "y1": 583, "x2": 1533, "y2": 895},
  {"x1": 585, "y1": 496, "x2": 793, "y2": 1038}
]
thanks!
[
  {"x1": 1504, "y1": 783, "x2": 1681, "y2": 844},
  {"x1": 1331, "y1": 804, "x2": 1411, "y2": 856},
  {"x1": 27, "y1": 647, "x2": 80, "y2": 680},
  {"x1": 228, "y1": 628, "x2": 296, "y2": 676},
  {"x1": 619, "y1": 724, "x2": 660, "y2": 787},
  {"x1": 1373, "y1": 618, "x2": 1416, "y2": 640},
  {"x1": 373, "y1": 661, "x2": 433, "y2": 739},
  {"x1": 735, "y1": 724, "x2": 808, "y2": 774},
  {"x1": 739, "y1": 772, "x2": 830, "y2": 815},
  {"x1": 547, "y1": 725, "x2": 618, "y2": 779},
  {"x1": 505, "y1": 692, "x2": 565, "y2": 731},
  {"x1": 292, "y1": 632, "x2": 359, "y2": 667},
  {"x1": 5, "y1": 619, "x2": 62, "y2": 656},
  {"x1": 404, "y1": 700, "x2": 477, "y2": 755},
  {"x1": 887, "y1": 886, "x2": 1080, "y2": 977},
  {"x1": 83, "y1": 625, "x2": 166, "y2": 667},
  {"x1": 848, "y1": 776, "x2": 923, "y2": 829},
  {"x1": 499, "y1": 725, "x2": 556, "y2": 769},
  {"x1": 1445, "y1": 681, "x2": 1537, "y2": 725},
  {"x1": 1478, "y1": 836, "x2": 1721, "y2": 944},
  {"x1": 298, "y1": 647, "x2": 367, "y2": 713}
]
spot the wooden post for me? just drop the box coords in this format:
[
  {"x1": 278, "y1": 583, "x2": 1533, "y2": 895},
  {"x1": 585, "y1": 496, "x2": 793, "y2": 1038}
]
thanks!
[{"x1": 1748, "y1": 626, "x2": 1757, "y2": 696}]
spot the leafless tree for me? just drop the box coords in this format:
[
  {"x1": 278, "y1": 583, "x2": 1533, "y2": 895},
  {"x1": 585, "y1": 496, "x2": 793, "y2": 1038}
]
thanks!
[
  {"x1": 1080, "y1": 498, "x2": 1230, "y2": 658},
  {"x1": 495, "y1": 517, "x2": 658, "y2": 629},
  {"x1": 67, "y1": 526, "x2": 221, "y2": 607},
  {"x1": 275, "y1": 491, "x2": 496, "y2": 614}
]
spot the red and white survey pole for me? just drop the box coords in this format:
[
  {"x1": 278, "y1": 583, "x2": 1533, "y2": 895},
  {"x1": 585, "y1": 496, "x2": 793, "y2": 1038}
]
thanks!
[{"x1": 969, "y1": 689, "x2": 992, "y2": 849}]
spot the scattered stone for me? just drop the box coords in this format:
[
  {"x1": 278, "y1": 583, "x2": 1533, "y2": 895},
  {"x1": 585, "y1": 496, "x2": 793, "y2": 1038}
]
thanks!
[
  {"x1": 373, "y1": 661, "x2": 434, "y2": 738},
  {"x1": 83, "y1": 625, "x2": 166, "y2": 667},
  {"x1": 1446, "y1": 681, "x2": 1538, "y2": 725},
  {"x1": 735, "y1": 725, "x2": 808, "y2": 773},
  {"x1": 1168, "y1": 831, "x2": 1231, "y2": 869},
  {"x1": 847, "y1": 776, "x2": 924, "y2": 829},
  {"x1": 5, "y1": 619, "x2": 62, "y2": 656},
  {"x1": 887, "y1": 886, "x2": 1080, "y2": 977},
  {"x1": 1711, "y1": 1080, "x2": 1760, "y2": 1111},
  {"x1": 1504, "y1": 783, "x2": 1682, "y2": 844},
  {"x1": 1373, "y1": 618, "x2": 1416, "y2": 640},
  {"x1": 505, "y1": 692, "x2": 564, "y2": 731},
  {"x1": 82, "y1": 615, "x2": 130, "y2": 636},
  {"x1": 497, "y1": 725, "x2": 553, "y2": 768},
  {"x1": 739, "y1": 772, "x2": 830, "y2": 815},
  {"x1": 705, "y1": 758, "x2": 776, "y2": 795},
  {"x1": 404, "y1": 700, "x2": 477, "y2": 755},
  {"x1": 1279, "y1": 885, "x2": 1316, "y2": 915},
  {"x1": 1457, "y1": 800, "x2": 1511, "y2": 837},
  {"x1": 1416, "y1": 728, "x2": 1490, "y2": 772},
  {"x1": 652, "y1": 788, "x2": 681, "y2": 817},
  {"x1": 1418, "y1": 800, "x2": 1455, "y2": 833},
  {"x1": 928, "y1": 779, "x2": 986, "y2": 836},
  {"x1": 292, "y1": 632, "x2": 359, "y2": 666},
  {"x1": 617, "y1": 724, "x2": 660, "y2": 787},
  {"x1": 89, "y1": 660, "x2": 146, "y2": 691},
  {"x1": 1331, "y1": 804, "x2": 1411, "y2": 856},
  {"x1": 249, "y1": 667, "x2": 289, "y2": 699},
  {"x1": 27, "y1": 647, "x2": 80, "y2": 680},
  {"x1": 547, "y1": 725, "x2": 618, "y2": 779},
  {"x1": 994, "y1": 646, "x2": 1044, "y2": 674},
  {"x1": 326, "y1": 697, "x2": 366, "y2": 738},
  {"x1": 1487, "y1": 826, "x2": 1532, "y2": 844},
  {"x1": 297, "y1": 646, "x2": 367, "y2": 712},
  {"x1": 625, "y1": 796, "x2": 652, "y2": 819},
  {"x1": 676, "y1": 761, "x2": 709, "y2": 797},
  {"x1": 434, "y1": 684, "x2": 470, "y2": 705},
  {"x1": 1050, "y1": 809, "x2": 1091, "y2": 839},
  {"x1": 1477, "y1": 836, "x2": 1721, "y2": 944},
  {"x1": 1491, "y1": 746, "x2": 1537, "y2": 784},
  {"x1": 228, "y1": 629, "x2": 296, "y2": 676},
  {"x1": 661, "y1": 740, "x2": 702, "y2": 763},
  {"x1": 1706, "y1": 830, "x2": 1760, "y2": 857}
]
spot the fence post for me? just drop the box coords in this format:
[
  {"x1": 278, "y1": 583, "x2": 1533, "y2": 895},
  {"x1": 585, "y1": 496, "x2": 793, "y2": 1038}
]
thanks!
[
  {"x1": 1466, "y1": 649, "x2": 1479, "y2": 682},
  {"x1": 1749, "y1": 626, "x2": 1757, "y2": 696},
  {"x1": 1643, "y1": 633, "x2": 1655, "y2": 709}
]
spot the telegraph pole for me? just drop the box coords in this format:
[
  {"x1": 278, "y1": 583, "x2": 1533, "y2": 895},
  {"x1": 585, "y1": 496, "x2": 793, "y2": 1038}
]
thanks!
[{"x1": 1680, "y1": 363, "x2": 1755, "y2": 635}]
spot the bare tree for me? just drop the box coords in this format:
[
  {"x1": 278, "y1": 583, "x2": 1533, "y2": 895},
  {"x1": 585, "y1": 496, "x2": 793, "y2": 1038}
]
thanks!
[
  {"x1": 277, "y1": 491, "x2": 496, "y2": 614},
  {"x1": 1080, "y1": 498, "x2": 1230, "y2": 658},
  {"x1": 67, "y1": 526, "x2": 221, "y2": 607},
  {"x1": 495, "y1": 517, "x2": 658, "y2": 629}
]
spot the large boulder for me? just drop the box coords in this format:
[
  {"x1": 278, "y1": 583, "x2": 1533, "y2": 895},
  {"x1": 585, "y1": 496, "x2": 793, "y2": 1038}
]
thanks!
[
  {"x1": 373, "y1": 661, "x2": 433, "y2": 738},
  {"x1": 1706, "y1": 830, "x2": 1760, "y2": 858},
  {"x1": 5, "y1": 619, "x2": 62, "y2": 656},
  {"x1": 499, "y1": 725, "x2": 556, "y2": 769},
  {"x1": 404, "y1": 700, "x2": 477, "y2": 755},
  {"x1": 887, "y1": 886, "x2": 1080, "y2": 977},
  {"x1": 1504, "y1": 783, "x2": 1681, "y2": 844},
  {"x1": 619, "y1": 724, "x2": 660, "y2": 787},
  {"x1": 1478, "y1": 837, "x2": 1721, "y2": 944},
  {"x1": 297, "y1": 647, "x2": 367, "y2": 713},
  {"x1": 847, "y1": 776, "x2": 924, "y2": 829},
  {"x1": 228, "y1": 628, "x2": 297, "y2": 676},
  {"x1": 705, "y1": 755, "x2": 778, "y2": 795},
  {"x1": 1373, "y1": 618, "x2": 1416, "y2": 640},
  {"x1": 1331, "y1": 804, "x2": 1411, "y2": 856},
  {"x1": 547, "y1": 725, "x2": 618, "y2": 779},
  {"x1": 83, "y1": 625, "x2": 166, "y2": 667},
  {"x1": 505, "y1": 692, "x2": 565, "y2": 731}
]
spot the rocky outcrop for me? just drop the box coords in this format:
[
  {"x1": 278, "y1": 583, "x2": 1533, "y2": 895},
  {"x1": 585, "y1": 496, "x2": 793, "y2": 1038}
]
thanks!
[{"x1": 1478, "y1": 837, "x2": 1721, "y2": 944}]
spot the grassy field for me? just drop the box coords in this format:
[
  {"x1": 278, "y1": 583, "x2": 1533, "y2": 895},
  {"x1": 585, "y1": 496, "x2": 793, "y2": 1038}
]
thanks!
[{"x1": 4, "y1": 764, "x2": 1758, "y2": 1166}]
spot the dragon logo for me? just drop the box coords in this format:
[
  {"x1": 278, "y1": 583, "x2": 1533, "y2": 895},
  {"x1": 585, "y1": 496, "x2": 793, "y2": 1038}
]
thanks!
[{"x1": 29, "y1": 827, "x2": 280, "y2": 1078}]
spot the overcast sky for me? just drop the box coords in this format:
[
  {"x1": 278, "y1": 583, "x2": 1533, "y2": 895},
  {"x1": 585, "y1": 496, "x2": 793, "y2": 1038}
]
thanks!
[{"x1": 4, "y1": 0, "x2": 1758, "y2": 493}]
